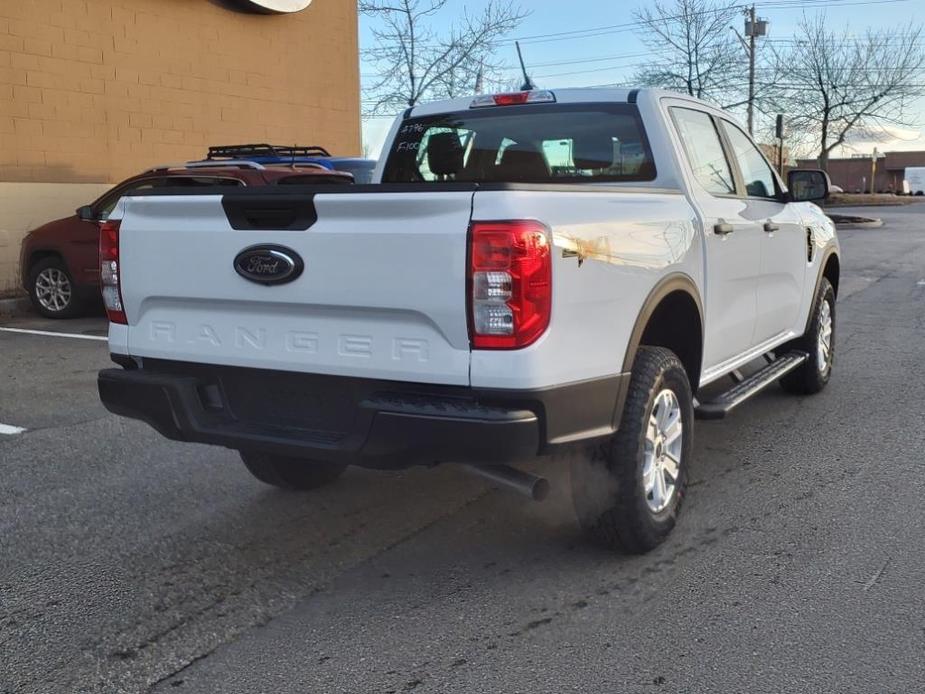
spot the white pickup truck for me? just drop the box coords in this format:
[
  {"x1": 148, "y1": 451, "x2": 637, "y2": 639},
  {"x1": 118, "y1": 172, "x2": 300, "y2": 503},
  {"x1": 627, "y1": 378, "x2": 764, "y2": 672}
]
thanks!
[{"x1": 98, "y1": 88, "x2": 839, "y2": 553}]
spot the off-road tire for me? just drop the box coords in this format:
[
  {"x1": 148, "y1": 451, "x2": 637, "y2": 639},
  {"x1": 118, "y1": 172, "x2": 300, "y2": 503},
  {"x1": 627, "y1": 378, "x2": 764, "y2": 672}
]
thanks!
[
  {"x1": 570, "y1": 346, "x2": 693, "y2": 554},
  {"x1": 779, "y1": 277, "x2": 835, "y2": 395},
  {"x1": 240, "y1": 451, "x2": 346, "y2": 491},
  {"x1": 28, "y1": 256, "x2": 84, "y2": 319}
]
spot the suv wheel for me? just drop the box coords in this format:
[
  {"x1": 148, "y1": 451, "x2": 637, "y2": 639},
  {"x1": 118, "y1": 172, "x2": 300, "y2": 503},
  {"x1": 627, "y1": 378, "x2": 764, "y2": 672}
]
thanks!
[
  {"x1": 570, "y1": 346, "x2": 693, "y2": 554},
  {"x1": 780, "y1": 277, "x2": 835, "y2": 395},
  {"x1": 28, "y1": 257, "x2": 83, "y2": 319},
  {"x1": 240, "y1": 451, "x2": 346, "y2": 491}
]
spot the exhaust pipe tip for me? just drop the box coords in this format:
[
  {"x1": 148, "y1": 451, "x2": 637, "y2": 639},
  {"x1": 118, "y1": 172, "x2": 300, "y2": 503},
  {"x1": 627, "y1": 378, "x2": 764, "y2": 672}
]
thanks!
[
  {"x1": 531, "y1": 476, "x2": 551, "y2": 502},
  {"x1": 463, "y1": 464, "x2": 550, "y2": 502}
]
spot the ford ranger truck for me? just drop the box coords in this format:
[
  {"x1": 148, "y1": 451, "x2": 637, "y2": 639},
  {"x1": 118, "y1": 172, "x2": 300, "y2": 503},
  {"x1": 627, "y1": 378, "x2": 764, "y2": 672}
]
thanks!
[{"x1": 97, "y1": 88, "x2": 839, "y2": 554}]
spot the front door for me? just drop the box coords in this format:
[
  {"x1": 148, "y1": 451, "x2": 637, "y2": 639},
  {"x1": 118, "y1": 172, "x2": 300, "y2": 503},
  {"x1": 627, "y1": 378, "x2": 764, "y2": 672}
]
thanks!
[
  {"x1": 719, "y1": 120, "x2": 807, "y2": 344},
  {"x1": 669, "y1": 106, "x2": 761, "y2": 372}
]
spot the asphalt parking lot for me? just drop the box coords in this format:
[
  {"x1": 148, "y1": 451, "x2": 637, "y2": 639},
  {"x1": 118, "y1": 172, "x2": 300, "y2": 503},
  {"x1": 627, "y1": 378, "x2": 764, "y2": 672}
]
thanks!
[{"x1": 2, "y1": 205, "x2": 924, "y2": 694}]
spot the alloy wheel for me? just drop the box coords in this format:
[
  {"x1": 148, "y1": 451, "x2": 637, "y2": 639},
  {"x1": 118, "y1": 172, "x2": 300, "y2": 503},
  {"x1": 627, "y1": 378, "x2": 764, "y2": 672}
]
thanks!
[
  {"x1": 642, "y1": 388, "x2": 683, "y2": 513},
  {"x1": 34, "y1": 267, "x2": 72, "y2": 313},
  {"x1": 817, "y1": 298, "x2": 833, "y2": 373}
]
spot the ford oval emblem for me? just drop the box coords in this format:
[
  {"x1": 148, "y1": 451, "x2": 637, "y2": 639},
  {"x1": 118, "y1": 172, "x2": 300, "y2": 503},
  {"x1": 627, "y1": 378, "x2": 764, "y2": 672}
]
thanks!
[{"x1": 233, "y1": 245, "x2": 304, "y2": 286}]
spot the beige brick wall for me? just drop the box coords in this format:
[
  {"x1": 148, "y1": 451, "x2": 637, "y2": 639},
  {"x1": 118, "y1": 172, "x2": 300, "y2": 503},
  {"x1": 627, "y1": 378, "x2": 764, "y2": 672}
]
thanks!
[
  {"x1": 0, "y1": 0, "x2": 360, "y2": 183},
  {"x1": 0, "y1": 0, "x2": 360, "y2": 295}
]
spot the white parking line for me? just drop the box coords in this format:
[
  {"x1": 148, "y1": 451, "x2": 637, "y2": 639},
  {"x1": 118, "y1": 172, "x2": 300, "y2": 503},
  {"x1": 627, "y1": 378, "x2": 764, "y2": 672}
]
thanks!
[
  {"x1": 0, "y1": 327, "x2": 107, "y2": 342},
  {"x1": 0, "y1": 423, "x2": 27, "y2": 435}
]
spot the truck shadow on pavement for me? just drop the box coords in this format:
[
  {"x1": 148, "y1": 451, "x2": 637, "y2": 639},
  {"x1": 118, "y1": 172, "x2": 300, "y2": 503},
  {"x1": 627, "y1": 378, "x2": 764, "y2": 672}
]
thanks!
[{"x1": 147, "y1": 387, "x2": 830, "y2": 691}]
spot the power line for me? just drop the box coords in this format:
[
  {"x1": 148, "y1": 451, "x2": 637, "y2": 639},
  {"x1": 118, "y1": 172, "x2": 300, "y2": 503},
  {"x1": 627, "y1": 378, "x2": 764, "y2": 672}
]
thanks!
[
  {"x1": 767, "y1": 38, "x2": 924, "y2": 45},
  {"x1": 532, "y1": 62, "x2": 662, "y2": 80},
  {"x1": 501, "y1": 0, "x2": 911, "y2": 46},
  {"x1": 522, "y1": 50, "x2": 666, "y2": 70}
]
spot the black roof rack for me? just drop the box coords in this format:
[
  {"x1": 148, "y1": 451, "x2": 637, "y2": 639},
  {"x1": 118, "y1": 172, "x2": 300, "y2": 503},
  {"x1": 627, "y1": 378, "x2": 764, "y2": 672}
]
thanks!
[{"x1": 207, "y1": 144, "x2": 332, "y2": 160}]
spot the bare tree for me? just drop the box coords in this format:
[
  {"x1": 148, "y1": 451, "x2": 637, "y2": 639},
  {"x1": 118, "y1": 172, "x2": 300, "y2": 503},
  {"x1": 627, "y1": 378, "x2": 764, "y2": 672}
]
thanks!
[
  {"x1": 633, "y1": 0, "x2": 745, "y2": 105},
  {"x1": 360, "y1": 0, "x2": 527, "y2": 115},
  {"x1": 775, "y1": 14, "x2": 925, "y2": 170}
]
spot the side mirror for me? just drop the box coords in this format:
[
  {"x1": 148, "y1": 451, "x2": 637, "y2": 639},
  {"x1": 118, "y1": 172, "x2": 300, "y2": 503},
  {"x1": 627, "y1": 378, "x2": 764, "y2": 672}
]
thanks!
[
  {"x1": 76, "y1": 205, "x2": 95, "y2": 221},
  {"x1": 787, "y1": 169, "x2": 831, "y2": 202}
]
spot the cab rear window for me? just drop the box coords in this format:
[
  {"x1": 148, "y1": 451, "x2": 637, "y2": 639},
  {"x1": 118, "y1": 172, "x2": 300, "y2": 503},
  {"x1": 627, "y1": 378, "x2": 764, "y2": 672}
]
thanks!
[{"x1": 382, "y1": 102, "x2": 656, "y2": 184}]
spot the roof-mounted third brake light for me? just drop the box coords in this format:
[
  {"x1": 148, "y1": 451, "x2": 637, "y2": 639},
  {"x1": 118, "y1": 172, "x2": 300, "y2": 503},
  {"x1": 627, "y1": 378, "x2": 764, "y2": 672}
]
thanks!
[{"x1": 470, "y1": 90, "x2": 556, "y2": 109}]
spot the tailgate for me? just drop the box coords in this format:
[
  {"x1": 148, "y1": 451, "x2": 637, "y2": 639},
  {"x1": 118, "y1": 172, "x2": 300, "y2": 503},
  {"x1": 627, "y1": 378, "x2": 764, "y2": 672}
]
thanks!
[{"x1": 118, "y1": 189, "x2": 474, "y2": 386}]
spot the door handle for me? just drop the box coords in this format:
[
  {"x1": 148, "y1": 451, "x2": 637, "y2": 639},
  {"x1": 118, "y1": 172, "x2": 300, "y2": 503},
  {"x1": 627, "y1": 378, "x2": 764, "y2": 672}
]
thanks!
[
  {"x1": 714, "y1": 222, "x2": 734, "y2": 235},
  {"x1": 764, "y1": 222, "x2": 780, "y2": 232}
]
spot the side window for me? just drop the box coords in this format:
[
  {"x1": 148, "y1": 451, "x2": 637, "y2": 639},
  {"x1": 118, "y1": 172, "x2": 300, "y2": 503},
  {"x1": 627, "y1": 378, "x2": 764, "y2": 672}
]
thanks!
[
  {"x1": 723, "y1": 122, "x2": 778, "y2": 198},
  {"x1": 94, "y1": 176, "x2": 244, "y2": 219},
  {"x1": 495, "y1": 137, "x2": 518, "y2": 165},
  {"x1": 542, "y1": 138, "x2": 571, "y2": 174},
  {"x1": 541, "y1": 136, "x2": 650, "y2": 178},
  {"x1": 670, "y1": 108, "x2": 736, "y2": 196},
  {"x1": 94, "y1": 180, "x2": 160, "y2": 220}
]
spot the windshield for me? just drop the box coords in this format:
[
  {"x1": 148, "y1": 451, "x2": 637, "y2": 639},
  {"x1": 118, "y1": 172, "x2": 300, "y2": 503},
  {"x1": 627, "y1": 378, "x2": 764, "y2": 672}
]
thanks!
[{"x1": 382, "y1": 102, "x2": 655, "y2": 184}]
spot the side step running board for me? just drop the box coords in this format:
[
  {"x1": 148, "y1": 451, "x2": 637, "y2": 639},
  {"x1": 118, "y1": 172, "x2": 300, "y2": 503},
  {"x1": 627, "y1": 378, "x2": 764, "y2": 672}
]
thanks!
[{"x1": 695, "y1": 351, "x2": 809, "y2": 420}]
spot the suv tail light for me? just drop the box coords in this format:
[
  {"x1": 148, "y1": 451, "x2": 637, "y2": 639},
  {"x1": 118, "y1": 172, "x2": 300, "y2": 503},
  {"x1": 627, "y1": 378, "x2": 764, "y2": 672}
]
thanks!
[
  {"x1": 99, "y1": 219, "x2": 126, "y2": 324},
  {"x1": 468, "y1": 220, "x2": 551, "y2": 349}
]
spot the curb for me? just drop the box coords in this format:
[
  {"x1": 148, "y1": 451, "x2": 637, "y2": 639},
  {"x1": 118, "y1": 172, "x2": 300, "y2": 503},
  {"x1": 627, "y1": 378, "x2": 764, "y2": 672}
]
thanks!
[
  {"x1": 827, "y1": 214, "x2": 884, "y2": 229},
  {"x1": 0, "y1": 296, "x2": 32, "y2": 318},
  {"x1": 836, "y1": 220, "x2": 884, "y2": 229},
  {"x1": 833, "y1": 219, "x2": 883, "y2": 229}
]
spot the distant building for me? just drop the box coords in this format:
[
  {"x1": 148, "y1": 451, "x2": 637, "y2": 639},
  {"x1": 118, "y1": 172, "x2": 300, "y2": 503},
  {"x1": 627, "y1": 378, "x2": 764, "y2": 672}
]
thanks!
[
  {"x1": 796, "y1": 151, "x2": 925, "y2": 193},
  {"x1": 758, "y1": 143, "x2": 791, "y2": 173},
  {"x1": 0, "y1": 0, "x2": 359, "y2": 296}
]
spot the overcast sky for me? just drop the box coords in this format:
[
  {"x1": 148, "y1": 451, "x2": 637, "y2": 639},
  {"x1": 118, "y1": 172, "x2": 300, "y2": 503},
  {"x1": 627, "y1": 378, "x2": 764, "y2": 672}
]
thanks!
[{"x1": 359, "y1": 0, "x2": 925, "y2": 158}]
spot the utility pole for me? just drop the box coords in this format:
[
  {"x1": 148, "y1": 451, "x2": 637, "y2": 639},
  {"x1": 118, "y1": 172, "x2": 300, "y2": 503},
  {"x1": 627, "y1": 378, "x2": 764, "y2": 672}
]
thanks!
[
  {"x1": 747, "y1": 5, "x2": 756, "y2": 135},
  {"x1": 736, "y1": 6, "x2": 767, "y2": 135},
  {"x1": 870, "y1": 147, "x2": 879, "y2": 194},
  {"x1": 775, "y1": 114, "x2": 785, "y2": 176}
]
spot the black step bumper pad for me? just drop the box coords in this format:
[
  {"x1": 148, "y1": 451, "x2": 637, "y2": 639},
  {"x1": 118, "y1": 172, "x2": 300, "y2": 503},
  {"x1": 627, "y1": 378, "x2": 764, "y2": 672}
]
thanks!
[
  {"x1": 98, "y1": 361, "x2": 628, "y2": 468},
  {"x1": 98, "y1": 367, "x2": 542, "y2": 467}
]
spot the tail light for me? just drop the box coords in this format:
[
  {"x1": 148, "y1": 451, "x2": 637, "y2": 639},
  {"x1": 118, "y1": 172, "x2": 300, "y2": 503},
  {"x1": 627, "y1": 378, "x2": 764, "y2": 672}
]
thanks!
[
  {"x1": 99, "y1": 219, "x2": 126, "y2": 324},
  {"x1": 468, "y1": 220, "x2": 551, "y2": 349}
]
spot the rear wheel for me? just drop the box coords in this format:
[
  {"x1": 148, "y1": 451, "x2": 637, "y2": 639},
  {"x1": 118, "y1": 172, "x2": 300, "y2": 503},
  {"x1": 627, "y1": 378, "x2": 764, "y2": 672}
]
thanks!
[
  {"x1": 28, "y1": 257, "x2": 84, "y2": 319},
  {"x1": 239, "y1": 451, "x2": 346, "y2": 491},
  {"x1": 780, "y1": 277, "x2": 835, "y2": 395},
  {"x1": 570, "y1": 346, "x2": 693, "y2": 554}
]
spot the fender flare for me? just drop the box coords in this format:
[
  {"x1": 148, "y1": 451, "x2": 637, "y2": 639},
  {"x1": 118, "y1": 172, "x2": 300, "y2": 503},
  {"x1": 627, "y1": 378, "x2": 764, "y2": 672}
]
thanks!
[
  {"x1": 24, "y1": 248, "x2": 70, "y2": 283},
  {"x1": 803, "y1": 246, "x2": 840, "y2": 333},
  {"x1": 621, "y1": 273, "x2": 705, "y2": 375}
]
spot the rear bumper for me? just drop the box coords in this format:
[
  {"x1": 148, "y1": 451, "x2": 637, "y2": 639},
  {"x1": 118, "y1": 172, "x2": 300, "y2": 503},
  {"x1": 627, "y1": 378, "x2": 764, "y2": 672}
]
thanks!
[{"x1": 98, "y1": 359, "x2": 628, "y2": 468}]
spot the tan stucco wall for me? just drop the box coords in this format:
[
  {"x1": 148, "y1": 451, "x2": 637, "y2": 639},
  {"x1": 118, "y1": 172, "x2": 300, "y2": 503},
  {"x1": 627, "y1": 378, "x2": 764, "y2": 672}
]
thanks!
[
  {"x1": 0, "y1": 0, "x2": 360, "y2": 295},
  {"x1": 0, "y1": 182, "x2": 113, "y2": 294}
]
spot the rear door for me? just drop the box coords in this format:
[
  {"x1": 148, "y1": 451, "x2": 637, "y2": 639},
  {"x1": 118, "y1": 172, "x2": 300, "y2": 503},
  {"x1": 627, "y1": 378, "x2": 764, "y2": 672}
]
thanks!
[
  {"x1": 118, "y1": 189, "x2": 474, "y2": 385},
  {"x1": 669, "y1": 106, "x2": 761, "y2": 370},
  {"x1": 718, "y1": 120, "x2": 807, "y2": 344}
]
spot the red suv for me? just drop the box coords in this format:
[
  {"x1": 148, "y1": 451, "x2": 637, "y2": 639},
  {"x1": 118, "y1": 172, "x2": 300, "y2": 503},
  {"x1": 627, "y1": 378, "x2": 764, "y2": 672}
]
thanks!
[{"x1": 19, "y1": 162, "x2": 351, "y2": 318}]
